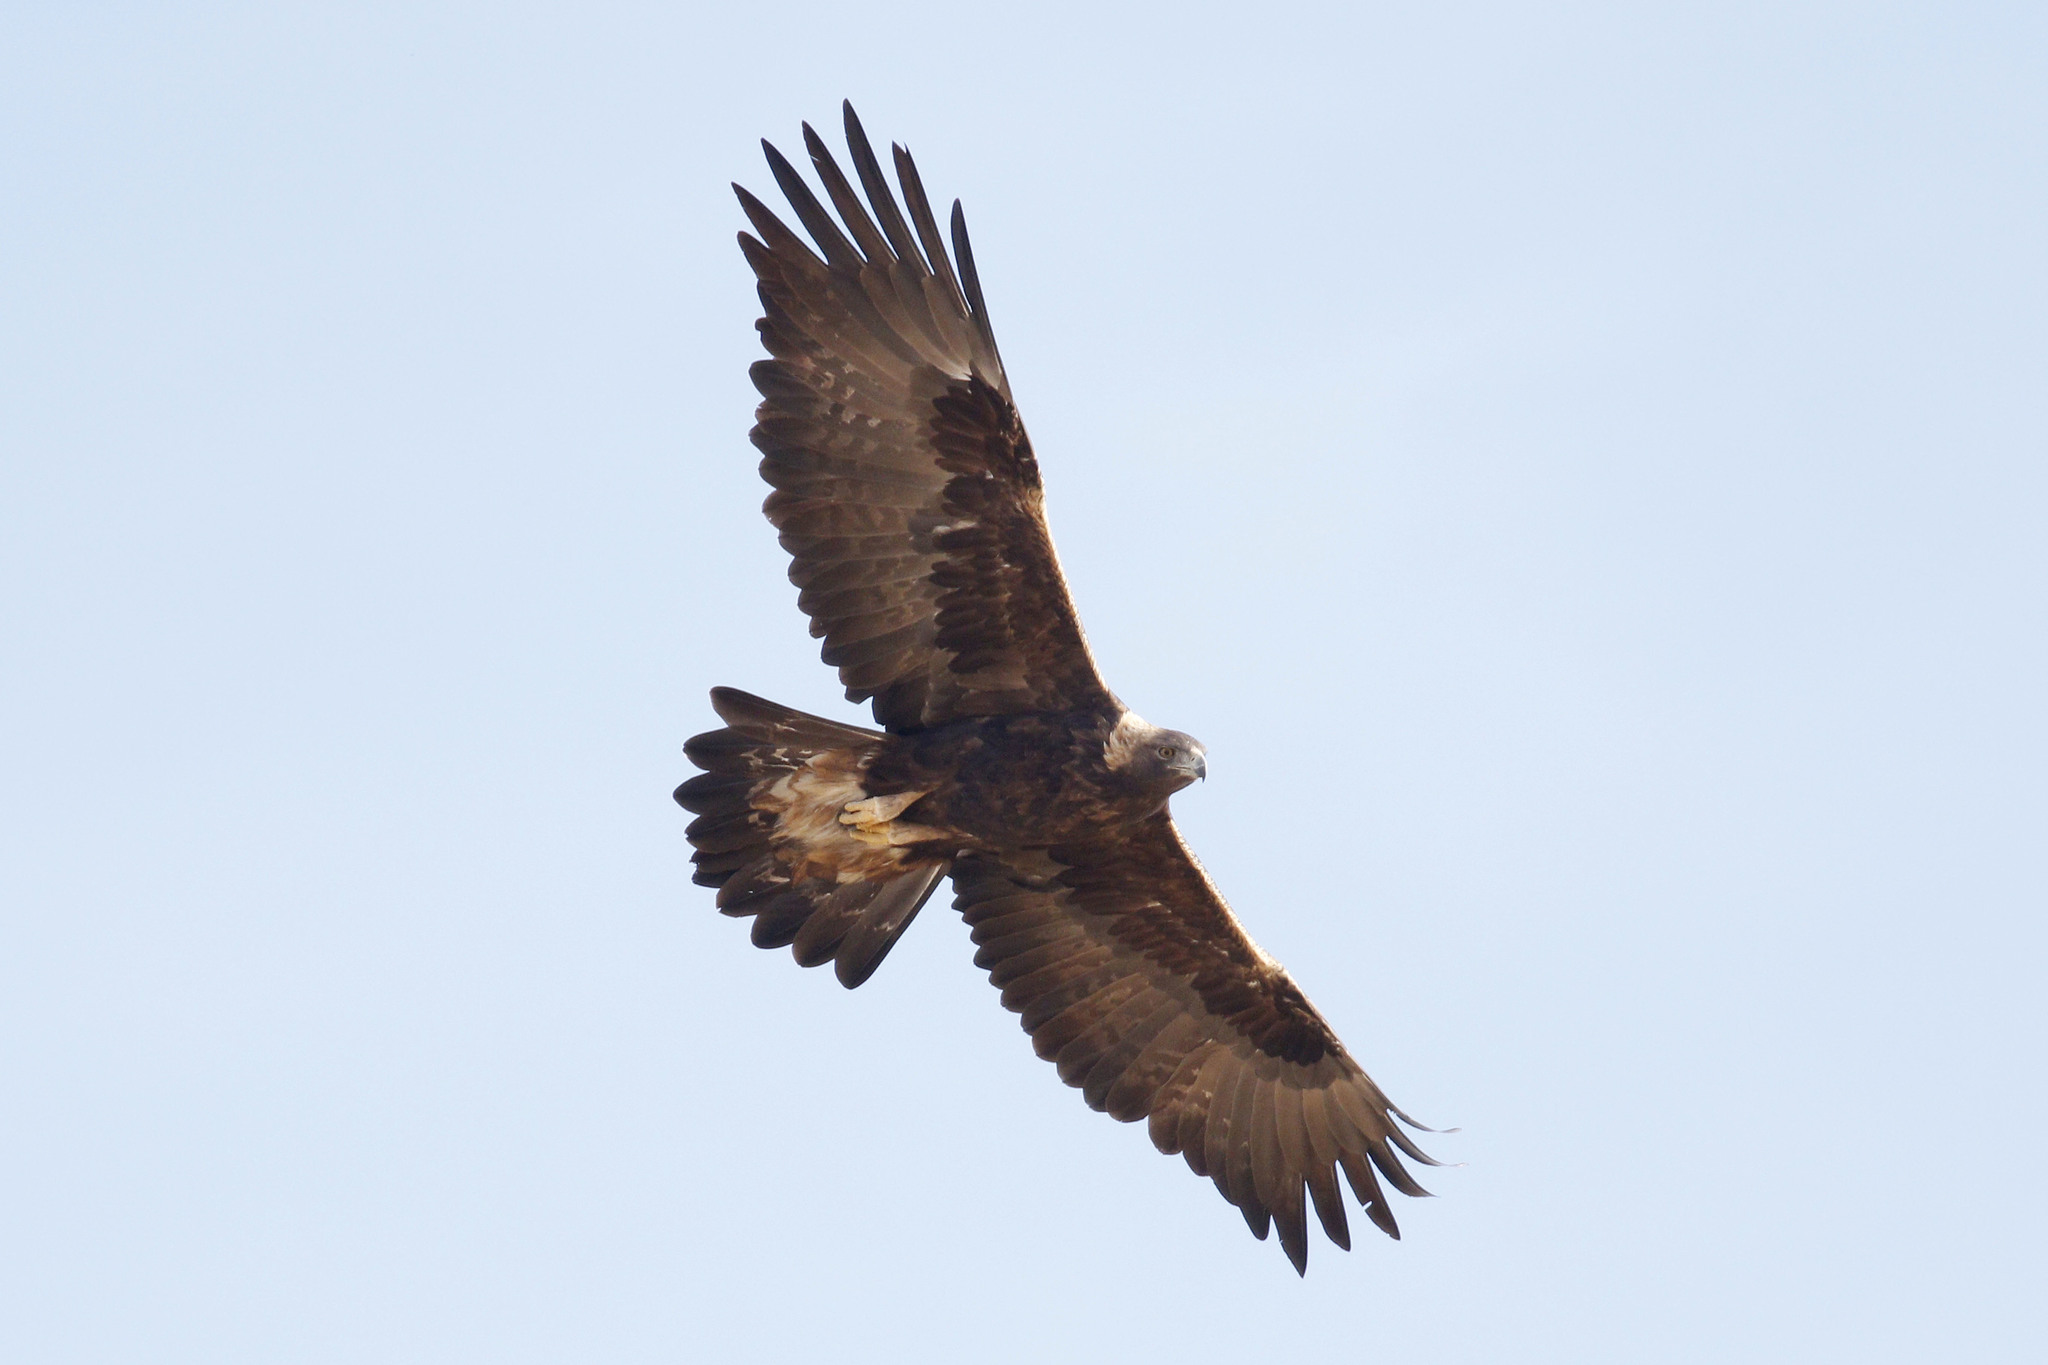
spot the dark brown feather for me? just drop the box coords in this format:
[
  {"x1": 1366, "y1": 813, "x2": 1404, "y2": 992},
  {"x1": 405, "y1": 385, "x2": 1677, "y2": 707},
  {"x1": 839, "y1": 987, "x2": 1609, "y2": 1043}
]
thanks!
[
  {"x1": 841, "y1": 103, "x2": 924, "y2": 269},
  {"x1": 948, "y1": 815, "x2": 1436, "y2": 1269},
  {"x1": 1203, "y1": 1060, "x2": 1252, "y2": 1212},
  {"x1": 1170, "y1": 1046, "x2": 1230, "y2": 1173},
  {"x1": 737, "y1": 113, "x2": 1116, "y2": 732},
  {"x1": 1071, "y1": 995, "x2": 1182, "y2": 1108}
]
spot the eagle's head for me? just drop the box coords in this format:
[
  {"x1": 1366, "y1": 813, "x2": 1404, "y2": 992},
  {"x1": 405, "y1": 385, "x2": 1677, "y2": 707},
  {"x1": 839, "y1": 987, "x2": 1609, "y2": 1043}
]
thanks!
[{"x1": 1105, "y1": 711, "x2": 1208, "y2": 797}]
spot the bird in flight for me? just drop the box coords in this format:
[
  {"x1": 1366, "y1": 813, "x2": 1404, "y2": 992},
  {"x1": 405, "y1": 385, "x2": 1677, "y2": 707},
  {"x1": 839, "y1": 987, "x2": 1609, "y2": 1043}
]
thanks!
[{"x1": 677, "y1": 103, "x2": 1445, "y2": 1274}]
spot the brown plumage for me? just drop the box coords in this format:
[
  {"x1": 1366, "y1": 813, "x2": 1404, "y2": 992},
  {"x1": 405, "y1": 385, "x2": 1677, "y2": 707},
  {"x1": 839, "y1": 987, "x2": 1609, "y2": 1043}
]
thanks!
[{"x1": 677, "y1": 103, "x2": 1445, "y2": 1274}]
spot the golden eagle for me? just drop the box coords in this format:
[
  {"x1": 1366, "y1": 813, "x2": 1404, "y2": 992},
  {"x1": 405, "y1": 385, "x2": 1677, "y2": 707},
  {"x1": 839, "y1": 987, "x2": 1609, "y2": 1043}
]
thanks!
[{"x1": 677, "y1": 104, "x2": 1444, "y2": 1274}]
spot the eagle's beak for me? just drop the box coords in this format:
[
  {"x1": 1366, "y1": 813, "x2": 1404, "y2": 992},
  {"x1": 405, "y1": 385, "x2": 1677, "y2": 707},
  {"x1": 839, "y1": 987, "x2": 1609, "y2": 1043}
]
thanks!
[{"x1": 1185, "y1": 753, "x2": 1208, "y2": 783}]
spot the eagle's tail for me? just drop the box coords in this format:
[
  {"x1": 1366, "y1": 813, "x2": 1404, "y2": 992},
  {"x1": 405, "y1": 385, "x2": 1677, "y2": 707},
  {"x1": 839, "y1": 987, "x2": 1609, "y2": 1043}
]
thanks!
[{"x1": 675, "y1": 686, "x2": 951, "y2": 988}]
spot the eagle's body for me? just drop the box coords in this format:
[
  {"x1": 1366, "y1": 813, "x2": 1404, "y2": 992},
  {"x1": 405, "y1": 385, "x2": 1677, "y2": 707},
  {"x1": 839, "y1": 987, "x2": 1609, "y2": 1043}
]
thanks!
[
  {"x1": 874, "y1": 707, "x2": 1197, "y2": 844},
  {"x1": 678, "y1": 104, "x2": 1444, "y2": 1274}
]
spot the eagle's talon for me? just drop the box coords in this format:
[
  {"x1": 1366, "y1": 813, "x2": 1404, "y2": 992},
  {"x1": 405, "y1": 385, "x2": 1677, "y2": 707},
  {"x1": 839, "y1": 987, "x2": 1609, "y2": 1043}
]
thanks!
[{"x1": 840, "y1": 791, "x2": 926, "y2": 827}]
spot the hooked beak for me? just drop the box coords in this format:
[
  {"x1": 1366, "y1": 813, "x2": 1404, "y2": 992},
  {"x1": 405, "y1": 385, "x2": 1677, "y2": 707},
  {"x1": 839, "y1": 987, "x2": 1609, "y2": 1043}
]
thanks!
[{"x1": 1174, "y1": 752, "x2": 1207, "y2": 783}]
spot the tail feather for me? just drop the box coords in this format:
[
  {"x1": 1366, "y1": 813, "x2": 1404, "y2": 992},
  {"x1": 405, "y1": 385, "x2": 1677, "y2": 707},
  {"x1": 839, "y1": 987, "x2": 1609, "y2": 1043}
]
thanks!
[
  {"x1": 677, "y1": 687, "x2": 949, "y2": 988},
  {"x1": 832, "y1": 864, "x2": 947, "y2": 987},
  {"x1": 708, "y1": 685, "x2": 883, "y2": 745}
]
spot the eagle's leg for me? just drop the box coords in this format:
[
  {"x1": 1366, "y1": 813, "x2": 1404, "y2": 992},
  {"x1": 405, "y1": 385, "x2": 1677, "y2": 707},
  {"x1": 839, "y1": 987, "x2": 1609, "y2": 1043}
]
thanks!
[
  {"x1": 840, "y1": 791, "x2": 943, "y2": 847},
  {"x1": 840, "y1": 790, "x2": 925, "y2": 823}
]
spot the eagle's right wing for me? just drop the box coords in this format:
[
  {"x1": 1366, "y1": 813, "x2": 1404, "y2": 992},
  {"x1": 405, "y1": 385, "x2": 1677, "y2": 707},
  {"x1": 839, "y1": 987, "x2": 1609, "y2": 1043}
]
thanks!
[
  {"x1": 950, "y1": 815, "x2": 1444, "y2": 1275},
  {"x1": 737, "y1": 104, "x2": 1116, "y2": 733}
]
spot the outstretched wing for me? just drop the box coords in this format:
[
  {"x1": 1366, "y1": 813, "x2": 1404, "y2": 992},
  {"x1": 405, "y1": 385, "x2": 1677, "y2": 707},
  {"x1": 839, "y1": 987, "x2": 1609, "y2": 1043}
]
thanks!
[
  {"x1": 737, "y1": 103, "x2": 1115, "y2": 733},
  {"x1": 952, "y1": 816, "x2": 1442, "y2": 1275}
]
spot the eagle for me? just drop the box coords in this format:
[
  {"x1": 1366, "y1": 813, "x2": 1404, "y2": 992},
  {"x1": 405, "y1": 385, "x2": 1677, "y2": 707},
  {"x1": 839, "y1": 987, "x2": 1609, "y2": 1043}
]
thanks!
[{"x1": 677, "y1": 103, "x2": 1445, "y2": 1274}]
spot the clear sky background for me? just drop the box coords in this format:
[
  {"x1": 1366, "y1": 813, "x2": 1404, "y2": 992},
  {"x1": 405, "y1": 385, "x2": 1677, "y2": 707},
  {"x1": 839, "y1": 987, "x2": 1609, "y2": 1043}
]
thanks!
[{"x1": 4, "y1": 3, "x2": 2043, "y2": 1361}]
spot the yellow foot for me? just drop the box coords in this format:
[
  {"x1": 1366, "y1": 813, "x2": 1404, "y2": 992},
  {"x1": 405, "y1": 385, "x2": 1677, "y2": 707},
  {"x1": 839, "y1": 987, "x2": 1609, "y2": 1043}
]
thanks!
[
  {"x1": 840, "y1": 791, "x2": 926, "y2": 825},
  {"x1": 839, "y1": 791, "x2": 939, "y2": 846}
]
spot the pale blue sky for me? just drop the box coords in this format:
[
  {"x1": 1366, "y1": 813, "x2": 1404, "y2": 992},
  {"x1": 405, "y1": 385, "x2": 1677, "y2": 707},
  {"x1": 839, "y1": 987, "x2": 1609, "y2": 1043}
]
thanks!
[{"x1": 4, "y1": 3, "x2": 2044, "y2": 1361}]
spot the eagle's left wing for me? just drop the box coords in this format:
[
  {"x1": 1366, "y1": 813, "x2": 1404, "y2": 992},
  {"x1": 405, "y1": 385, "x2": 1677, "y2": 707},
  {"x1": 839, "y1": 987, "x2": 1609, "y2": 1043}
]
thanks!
[
  {"x1": 735, "y1": 105, "x2": 1117, "y2": 733},
  {"x1": 951, "y1": 815, "x2": 1442, "y2": 1275}
]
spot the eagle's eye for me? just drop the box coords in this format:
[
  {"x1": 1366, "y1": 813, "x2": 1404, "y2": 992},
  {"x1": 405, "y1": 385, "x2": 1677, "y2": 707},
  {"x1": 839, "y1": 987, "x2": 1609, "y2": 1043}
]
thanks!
[{"x1": 1157, "y1": 746, "x2": 1176, "y2": 759}]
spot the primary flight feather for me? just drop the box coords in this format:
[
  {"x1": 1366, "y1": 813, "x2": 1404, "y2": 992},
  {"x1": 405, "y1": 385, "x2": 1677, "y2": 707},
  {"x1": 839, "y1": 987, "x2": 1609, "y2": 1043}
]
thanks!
[{"x1": 676, "y1": 102, "x2": 1443, "y2": 1274}]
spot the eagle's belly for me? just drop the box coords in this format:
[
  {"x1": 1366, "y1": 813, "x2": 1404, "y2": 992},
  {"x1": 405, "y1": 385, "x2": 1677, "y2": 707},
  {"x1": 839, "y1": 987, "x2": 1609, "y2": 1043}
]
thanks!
[{"x1": 873, "y1": 711, "x2": 1147, "y2": 850}]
